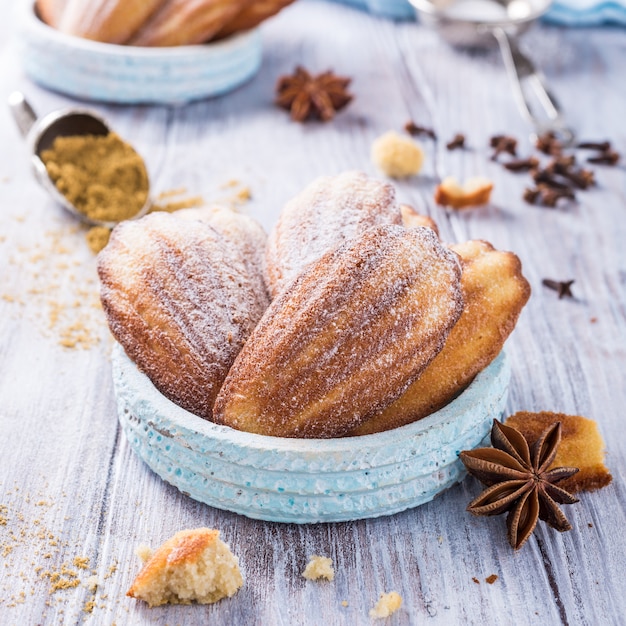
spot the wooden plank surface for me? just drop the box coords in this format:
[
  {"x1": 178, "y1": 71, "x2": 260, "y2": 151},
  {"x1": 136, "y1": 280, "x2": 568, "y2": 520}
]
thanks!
[{"x1": 0, "y1": 1, "x2": 625, "y2": 624}]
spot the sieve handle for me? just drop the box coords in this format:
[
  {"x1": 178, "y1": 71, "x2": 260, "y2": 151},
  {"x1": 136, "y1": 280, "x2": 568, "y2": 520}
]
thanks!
[
  {"x1": 492, "y1": 27, "x2": 574, "y2": 145},
  {"x1": 8, "y1": 91, "x2": 37, "y2": 138}
]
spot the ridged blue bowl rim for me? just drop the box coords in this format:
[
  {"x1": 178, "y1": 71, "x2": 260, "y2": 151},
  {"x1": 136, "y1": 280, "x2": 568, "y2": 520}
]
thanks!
[{"x1": 113, "y1": 343, "x2": 510, "y2": 522}]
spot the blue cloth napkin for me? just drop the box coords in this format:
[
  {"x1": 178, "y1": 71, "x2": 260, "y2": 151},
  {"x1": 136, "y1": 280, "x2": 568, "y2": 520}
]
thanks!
[
  {"x1": 546, "y1": 0, "x2": 626, "y2": 25},
  {"x1": 330, "y1": 0, "x2": 626, "y2": 25}
]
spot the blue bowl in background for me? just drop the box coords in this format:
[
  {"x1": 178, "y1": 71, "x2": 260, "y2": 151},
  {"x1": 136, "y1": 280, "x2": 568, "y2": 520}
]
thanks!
[{"x1": 18, "y1": 1, "x2": 262, "y2": 104}]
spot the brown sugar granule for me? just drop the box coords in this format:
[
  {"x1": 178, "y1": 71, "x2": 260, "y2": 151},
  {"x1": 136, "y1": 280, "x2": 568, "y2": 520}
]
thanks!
[
  {"x1": 486, "y1": 574, "x2": 498, "y2": 584},
  {"x1": 505, "y1": 411, "x2": 612, "y2": 492},
  {"x1": 40, "y1": 132, "x2": 149, "y2": 223},
  {"x1": 150, "y1": 195, "x2": 204, "y2": 213},
  {"x1": 73, "y1": 556, "x2": 90, "y2": 570},
  {"x1": 44, "y1": 564, "x2": 81, "y2": 593}
]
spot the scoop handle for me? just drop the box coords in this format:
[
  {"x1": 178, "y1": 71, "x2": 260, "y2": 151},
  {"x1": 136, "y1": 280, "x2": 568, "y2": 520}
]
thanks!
[
  {"x1": 493, "y1": 27, "x2": 574, "y2": 145},
  {"x1": 8, "y1": 91, "x2": 37, "y2": 138}
]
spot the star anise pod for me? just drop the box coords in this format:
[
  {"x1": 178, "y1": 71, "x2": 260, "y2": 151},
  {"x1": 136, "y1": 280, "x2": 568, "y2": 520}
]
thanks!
[
  {"x1": 460, "y1": 420, "x2": 579, "y2": 550},
  {"x1": 275, "y1": 66, "x2": 352, "y2": 123}
]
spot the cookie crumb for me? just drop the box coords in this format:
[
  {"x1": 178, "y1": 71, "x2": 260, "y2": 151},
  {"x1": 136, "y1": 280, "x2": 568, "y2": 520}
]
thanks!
[
  {"x1": 302, "y1": 555, "x2": 334, "y2": 581},
  {"x1": 371, "y1": 131, "x2": 424, "y2": 178},
  {"x1": 134, "y1": 544, "x2": 153, "y2": 563},
  {"x1": 73, "y1": 556, "x2": 90, "y2": 570},
  {"x1": 369, "y1": 591, "x2": 402, "y2": 619}
]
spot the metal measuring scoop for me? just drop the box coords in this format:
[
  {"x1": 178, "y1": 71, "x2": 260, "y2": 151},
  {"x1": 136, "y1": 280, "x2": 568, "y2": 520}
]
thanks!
[
  {"x1": 410, "y1": 0, "x2": 574, "y2": 145},
  {"x1": 8, "y1": 91, "x2": 152, "y2": 227}
]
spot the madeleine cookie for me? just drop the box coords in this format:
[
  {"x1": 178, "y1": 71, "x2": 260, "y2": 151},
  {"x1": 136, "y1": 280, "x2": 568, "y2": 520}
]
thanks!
[
  {"x1": 352, "y1": 240, "x2": 530, "y2": 435},
  {"x1": 129, "y1": 0, "x2": 247, "y2": 46},
  {"x1": 216, "y1": 0, "x2": 295, "y2": 38},
  {"x1": 214, "y1": 225, "x2": 463, "y2": 438},
  {"x1": 265, "y1": 171, "x2": 401, "y2": 297},
  {"x1": 400, "y1": 204, "x2": 439, "y2": 235},
  {"x1": 54, "y1": 0, "x2": 164, "y2": 43},
  {"x1": 175, "y1": 205, "x2": 269, "y2": 306},
  {"x1": 98, "y1": 212, "x2": 268, "y2": 420}
]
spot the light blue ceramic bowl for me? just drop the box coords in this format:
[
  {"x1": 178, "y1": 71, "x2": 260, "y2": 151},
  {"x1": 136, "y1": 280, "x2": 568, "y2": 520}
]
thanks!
[
  {"x1": 18, "y1": 1, "x2": 262, "y2": 104},
  {"x1": 113, "y1": 343, "x2": 510, "y2": 523}
]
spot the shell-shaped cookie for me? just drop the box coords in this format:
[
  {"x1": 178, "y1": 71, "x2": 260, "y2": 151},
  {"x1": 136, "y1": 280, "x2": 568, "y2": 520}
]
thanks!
[
  {"x1": 352, "y1": 239, "x2": 531, "y2": 435},
  {"x1": 98, "y1": 212, "x2": 268, "y2": 420},
  {"x1": 214, "y1": 224, "x2": 464, "y2": 438},
  {"x1": 175, "y1": 205, "x2": 270, "y2": 309},
  {"x1": 265, "y1": 171, "x2": 401, "y2": 297},
  {"x1": 54, "y1": 0, "x2": 164, "y2": 43},
  {"x1": 128, "y1": 0, "x2": 246, "y2": 46}
]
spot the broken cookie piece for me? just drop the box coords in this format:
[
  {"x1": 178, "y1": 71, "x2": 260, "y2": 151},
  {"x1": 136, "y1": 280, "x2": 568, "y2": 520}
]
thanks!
[
  {"x1": 505, "y1": 412, "x2": 612, "y2": 493},
  {"x1": 127, "y1": 528, "x2": 243, "y2": 607},
  {"x1": 435, "y1": 176, "x2": 493, "y2": 209},
  {"x1": 302, "y1": 555, "x2": 335, "y2": 581}
]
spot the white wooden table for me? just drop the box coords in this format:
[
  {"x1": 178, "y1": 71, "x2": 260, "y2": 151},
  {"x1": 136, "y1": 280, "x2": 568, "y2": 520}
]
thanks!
[{"x1": 1, "y1": 2, "x2": 625, "y2": 624}]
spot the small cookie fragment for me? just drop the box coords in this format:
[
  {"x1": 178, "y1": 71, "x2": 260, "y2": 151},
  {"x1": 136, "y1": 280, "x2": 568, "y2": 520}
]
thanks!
[
  {"x1": 371, "y1": 131, "x2": 424, "y2": 179},
  {"x1": 302, "y1": 555, "x2": 335, "y2": 581},
  {"x1": 435, "y1": 176, "x2": 493, "y2": 209},
  {"x1": 127, "y1": 528, "x2": 243, "y2": 607},
  {"x1": 369, "y1": 591, "x2": 402, "y2": 619},
  {"x1": 505, "y1": 411, "x2": 612, "y2": 493}
]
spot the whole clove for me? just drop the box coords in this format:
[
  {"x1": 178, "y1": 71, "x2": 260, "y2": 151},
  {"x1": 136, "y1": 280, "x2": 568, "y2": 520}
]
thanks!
[
  {"x1": 490, "y1": 134, "x2": 517, "y2": 160},
  {"x1": 535, "y1": 131, "x2": 563, "y2": 156},
  {"x1": 542, "y1": 278, "x2": 575, "y2": 299},
  {"x1": 587, "y1": 150, "x2": 620, "y2": 165},
  {"x1": 523, "y1": 187, "x2": 541, "y2": 204},
  {"x1": 524, "y1": 184, "x2": 575, "y2": 207},
  {"x1": 539, "y1": 186, "x2": 575, "y2": 207},
  {"x1": 544, "y1": 156, "x2": 595, "y2": 189},
  {"x1": 532, "y1": 169, "x2": 571, "y2": 190},
  {"x1": 446, "y1": 133, "x2": 466, "y2": 150},
  {"x1": 404, "y1": 121, "x2": 437, "y2": 140},
  {"x1": 503, "y1": 156, "x2": 539, "y2": 172},
  {"x1": 577, "y1": 140, "x2": 611, "y2": 152}
]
